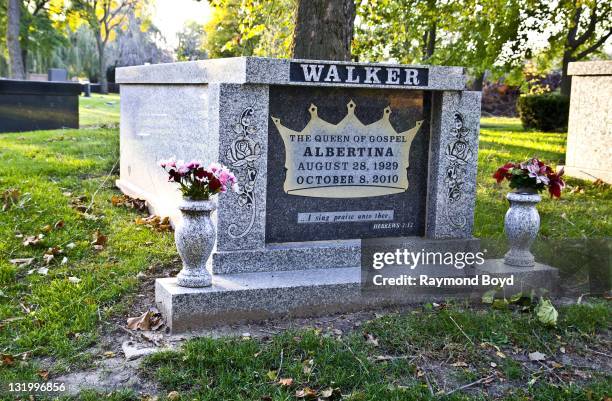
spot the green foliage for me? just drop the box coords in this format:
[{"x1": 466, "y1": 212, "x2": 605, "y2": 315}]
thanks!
[
  {"x1": 176, "y1": 20, "x2": 207, "y2": 61},
  {"x1": 354, "y1": 0, "x2": 523, "y2": 80},
  {"x1": 204, "y1": 0, "x2": 295, "y2": 58},
  {"x1": 517, "y1": 94, "x2": 570, "y2": 132}
]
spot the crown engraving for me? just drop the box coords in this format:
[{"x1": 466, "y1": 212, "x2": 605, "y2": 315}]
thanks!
[{"x1": 271, "y1": 100, "x2": 423, "y2": 198}]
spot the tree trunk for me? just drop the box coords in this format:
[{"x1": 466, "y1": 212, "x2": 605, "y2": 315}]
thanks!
[
  {"x1": 560, "y1": 51, "x2": 573, "y2": 97},
  {"x1": 7, "y1": 0, "x2": 25, "y2": 80},
  {"x1": 472, "y1": 71, "x2": 485, "y2": 91},
  {"x1": 292, "y1": 0, "x2": 356, "y2": 61},
  {"x1": 97, "y1": 37, "x2": 109, "y2": 94},
  {"x1": 423, "y1": 22, "x2": 436, "y2": 61},
  {"x1": 422, "y1": 0, "x2": 436, "y2": 61}
]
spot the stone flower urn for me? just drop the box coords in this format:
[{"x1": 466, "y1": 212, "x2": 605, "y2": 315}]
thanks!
[
  {"x1": 175, "y1": 198, "x2": 217, "y2": 287},
  {"x1": 503, "y1": 189, "x2": 541, "y2": 267}
]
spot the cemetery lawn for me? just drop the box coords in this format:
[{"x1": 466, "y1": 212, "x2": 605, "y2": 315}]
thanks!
[
  {"x1": 0, "y1": 109, "x2": 610, "y2": 399},
  {"x1": 79, "y1": 94, "x2": 121, "y2": 127}
]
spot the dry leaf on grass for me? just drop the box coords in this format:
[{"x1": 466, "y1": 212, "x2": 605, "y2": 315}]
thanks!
[
  {"x1": 135, "y1": 215, "x2": 172, "y2": 232},
  {"x1": 91, "y1": 230, "x2": 108, "y2": 250},
  {"x1": 2, "y1": 188, "x2": 20, "y2": 211},
  {"x1": 37, "y1": 370, "x2": 49, "y2": 380},
  {"x1": 2, "y1": 354, "x2": 15, "y2": 366},
  {"x1": 319, "y1": 387, "x2": 341, "y2": 400},
  {"x1": 23, "y1": 234, "x2": 44, "y2": 247},
  {"x1": 111, "y1": 194, "x2": 147, "y2": 212},
  {"x1": 364, "y1": 332, "x2": 379, "y2": 347},
  {"x1": 9, "y1": 258, "x2": 34, "y2": 267},
  {"x1": 295, "y1": 387, "x2": 317, "y2": 399},
  {"x1": 302, "y1": 359, "x2": 314, "y2": 374},
  {"x1": 68, "y1": 277, "x2": 81, "y2": 284},
  {"x1": 451, "y1": 361, "x2": 468, "y2": 367},
  {"x1": 278, "y1": 378, "x2": 293, "y2": 386},
  {"x1": 54, "y1": 220, "x2": 65, "y2": 229},
  {"x1": 126, "y1": 307, "x2": 164, "y2": 331}
]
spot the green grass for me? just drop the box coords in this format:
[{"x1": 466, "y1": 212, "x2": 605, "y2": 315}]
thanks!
[
  {"x1": 0, "y1": 105, "x2": 610, "y2": 399},
  {"x1": 0, "y1": 124, "x2": 176, "y2": 385},
  {"x1": 79, "y1": 94, "x2": 120, "y2": 127},
  {"x1": 135, "y1": 302, "x2": 611, "y2": 400}
]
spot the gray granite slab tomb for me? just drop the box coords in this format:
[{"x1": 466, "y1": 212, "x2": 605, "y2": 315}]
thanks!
[{"x1": 116, "y1": 57, "x2": 497, "y2": 330}]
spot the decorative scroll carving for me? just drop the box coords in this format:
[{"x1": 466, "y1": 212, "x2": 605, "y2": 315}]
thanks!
[
  {"x1": 226, "y1": 107, "x2": 262, "y2": 238},
  {"x1": 444, "y1": 112, "x2": 474, "y2": 229}
]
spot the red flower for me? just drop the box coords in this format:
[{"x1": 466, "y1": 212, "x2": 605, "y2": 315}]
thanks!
[
  {"x1": 208, "y1": 176, "x2": 222, "y2": 192},
  {"x1": 547, "y1": 167, "x2": 565, "y2": 198},
  {"x1": 493, "y1": 162, "x2": 515, "y2": 183}
]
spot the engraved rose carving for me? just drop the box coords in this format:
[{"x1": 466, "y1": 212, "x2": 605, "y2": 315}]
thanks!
[
  {"x1": 226, "y1": 136, "x2": 261, "y2": 167},
  {"x1": 447, "y1": 139, "x2": 472, "y2": 163}
]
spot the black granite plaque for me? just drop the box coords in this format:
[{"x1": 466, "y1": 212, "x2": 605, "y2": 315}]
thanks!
[{"x1": 266, "y1": 86, "x2": 430, "y2": 243}]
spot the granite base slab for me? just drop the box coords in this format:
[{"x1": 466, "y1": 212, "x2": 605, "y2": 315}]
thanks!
[
  {"x1": 156, "y1": 259, "x2": 560, "y2": 332},
  {"x1": 474, "y1": 259, "x2": 559, "y2": 298}
]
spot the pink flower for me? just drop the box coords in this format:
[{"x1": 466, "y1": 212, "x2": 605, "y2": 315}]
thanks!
[{"x1": 208, "y1": 162, "x2": 222, "y2": 174}]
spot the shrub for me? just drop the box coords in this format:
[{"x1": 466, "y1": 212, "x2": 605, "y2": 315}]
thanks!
[{"x1": 517, "y1": 93, "x2": 569, "y2": 132}]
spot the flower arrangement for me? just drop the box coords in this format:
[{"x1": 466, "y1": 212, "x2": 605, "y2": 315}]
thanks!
[
  {"x1": 159, "y1": 158, "x2": 239, "y2": 200},
  {"x1": 493, "y1": 158, "x2": 565, "y2": 198}
]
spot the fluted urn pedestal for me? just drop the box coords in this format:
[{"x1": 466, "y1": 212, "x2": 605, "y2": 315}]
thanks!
[
  {"x1": 503, "y1": 190, "x2": 541, "y2": 267},
  {"x1": 174, "y1": 198, "x2": 217, "y2": 288}
]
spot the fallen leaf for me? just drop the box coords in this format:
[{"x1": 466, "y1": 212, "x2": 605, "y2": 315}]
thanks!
[
  {"x1": 481, "y1": 289, "x2": 496, "y2": 304},
  {"x1": 91, "y1": 230, "x2": 108, "y2": 248},
  {"x1": 41, "y1": 225, "x2": 53, "y2": 233},
  {"x1": 37, "y1": 370, "x2": 49, "y2": 380},
  {"x1": 302, "y1": 359, "x2": 314, "y2": 374},
  {"x1": 68, "y1": 277, "x2": 81, "y2": 284},
  {"x1": 535, "y1": 298, "x2": 558, "y2": 326},
  {"x1": 2, "y1": 188, "x2": 20, "y2": 211},
  {"x1": 61, "y1": 256, "x2": 68, "y2": 265},
  {"x1": 135, "y1": 215, "x2": 172, "y2": 232},
  {"x1": 496, "y1": 351, "x2": 506, "y2": 359},
  {"x1": 66, "y1": 242, "x2": 77, "y2": 249},
  {"x1": 451, "y1": 361, "x2": 468, "y2": 367},
  {"x1": 528, "y1": 351, "x2": 546, "y2": 361},
  {"x1": 54, "y1": 220, "x2": 65, "y2": 229},
  {"x1": 2, "y1": 354, "x2": 15, "y2": 366},
  {"x1": 295, "y1": 387, "x2": 317, "y2": 399},
  {"x1": 23, "y1": 234, "x2": 44, "y2": 246},
  {"x1": 9, "y1": 258, "x2": 34, "y2": 267},
  {"x1": 103, "y1": 351, "x2": 115, "y2": 358},
  {"x1": 126, "y1": 307, "x2": 164, "y2": 331},
  {"x1": 167, "y1": 391, "x2": 180, "y2": 401},
  {"x1": 278, "y1": 378, "x2": 293, "y2": 386},
  {"x1": 364, "y1": 332, "x2": 379, "y2": 347},
  {"x1": 560, "y1": 347, "x2": 566, "y2": 354},
  {"x1": 36, "y1": 267, "x2": 49, "y2": 275},
  {"x1": 266, "y1": 370, "x2": 277, "y2": 381},
  {"x1": 319, "y1": 387, "x2": 341, "y2": 399}
]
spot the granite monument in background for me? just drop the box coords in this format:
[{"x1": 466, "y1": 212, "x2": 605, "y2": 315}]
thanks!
[{"x1": 565, "y1": 60, "x2": 612, "y2": 184}]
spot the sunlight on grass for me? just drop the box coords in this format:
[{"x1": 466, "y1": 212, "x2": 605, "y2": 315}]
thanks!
[{"x1": 79, "y1": 94, "x2": 120, "y2": 127}]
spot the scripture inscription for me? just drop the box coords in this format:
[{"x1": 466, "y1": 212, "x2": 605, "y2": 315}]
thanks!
[
  {"x1": 272, "y1": 100, "x2": 423, "y2": 198},
  {"x1": 297, "y1": 210, "x2": 394, "y2": 224},
  {"x1": 290, "y1": 62, "x2": 429, "y2": 87}
]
